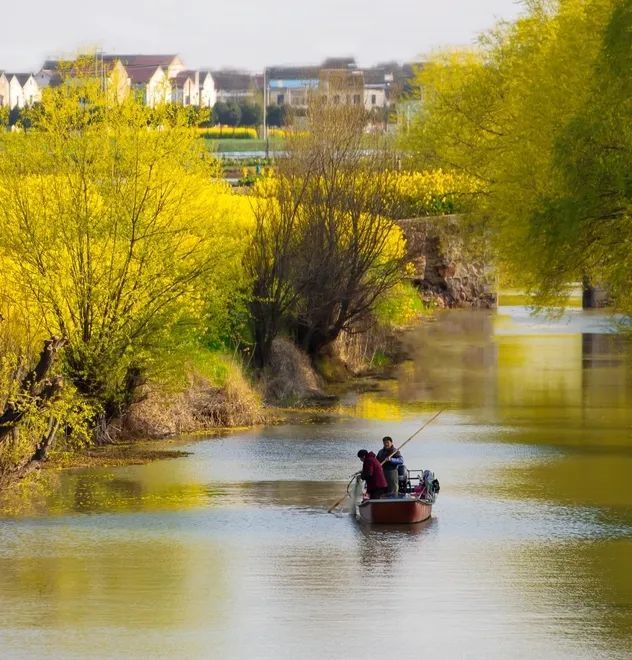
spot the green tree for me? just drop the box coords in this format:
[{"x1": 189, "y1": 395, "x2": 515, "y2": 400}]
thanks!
[
  {"x1": 239, "y1": 101, "x2": 262, "y2": 127},
  {"x1": 213, "y1": 100, "x2": 228, "y2": 124},
  {"x1": 266, "y1": 104, "x2": 291, "y2": 127},
  {"x1": 531, "y1": 0, "x2": 632, "y2": 305},
  {"x1": 403, "y1": 0, "x2": 629, "y2": 306},
  {"x1": 224, "y1": 101, "x2": 241, "y2": 127}
]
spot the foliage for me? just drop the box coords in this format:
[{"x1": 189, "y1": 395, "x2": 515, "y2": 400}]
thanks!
[
  {"x1": 403, "y1": 0, "x2": 631, "y2": 307},
  {"x1": 0, "y1": 106, "x2": 9, "y2": 128},
  {"x1": 213, "y1": 100, "x2": 242, "y2": 127},
  {"x1": 373, "y1": 281, "x2": 427, "y2": 327},
  {"x1": 0, "y1": 81, "x2": 252, "y2": 423},
  {"x1": 266, "y1": 104, "x2": 292, "y2": 127},
  {"x1": 245, "y1": 102, "x2": 407, "y2": 365},
  {"x1": 240, "y1": 101, "x2": 263, "y2": 127}
]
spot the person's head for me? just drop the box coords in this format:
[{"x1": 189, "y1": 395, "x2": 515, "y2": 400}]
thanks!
[
  {"x1": 382, "y1": 436, "x2": 394, "y2": 449},
  {"x1": 357, "y1": 449, "x2": 368, "y2": 461}
]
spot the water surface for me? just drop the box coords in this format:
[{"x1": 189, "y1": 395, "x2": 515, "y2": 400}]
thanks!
[{"x1": 1, "y1": 308, "x2": 631, "y2": 659}]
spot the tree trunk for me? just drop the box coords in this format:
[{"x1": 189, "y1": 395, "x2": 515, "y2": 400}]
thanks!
[{"x1": 0, "y1": 337, "x2": 66, "y2": 445}]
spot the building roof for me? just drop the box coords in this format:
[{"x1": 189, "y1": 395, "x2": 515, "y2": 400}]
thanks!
[
  {"x1": 41, "y1": 54, "x2": 179, "y2": 85},
  {"x1": 363, "y1": 67, "x2": 387, "y2": 85},
  {"x1": 107, "y1": 54, "x2": 178, "y2": 68},
  {"x1": 211, "y1": 70, "x2": 256, "y2": 92},
  {"x1": 6, "y1": 73, "x2": 33, "y2": 86},
  {"x1": 267, "y1": 65, "x2": 320, "y2": 81},
  {"x1": 173, "y1": 69, "x2": 198, "y2": 87}
]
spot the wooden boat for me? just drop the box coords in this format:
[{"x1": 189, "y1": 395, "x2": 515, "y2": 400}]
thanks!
[
  {"x1": 353, "y1": 468, "x2": 439, "y2": 524},
  {"x1": 357, "y1": 495, "x2": 432, "y2": 524}
]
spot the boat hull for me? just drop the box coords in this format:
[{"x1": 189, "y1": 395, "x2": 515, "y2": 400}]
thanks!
[{"x1": 357, "y1": 497, "x2": 432, "y2": 524}]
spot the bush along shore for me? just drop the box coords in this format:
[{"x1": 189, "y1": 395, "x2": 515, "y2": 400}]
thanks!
[{"x1": 0, "y1": 72, "x2": 464, "y2": 489}]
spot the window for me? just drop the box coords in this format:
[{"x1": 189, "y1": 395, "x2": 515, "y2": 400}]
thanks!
[
  {"x1": 277, "y1": 93, "x2": 284, "y2": 105},
  {"x1": 353, "y1": 94, "x2": 361, "y2": 105},
  {"x1": 371, "y1": 94, "x2": 377, "y2": 105}
]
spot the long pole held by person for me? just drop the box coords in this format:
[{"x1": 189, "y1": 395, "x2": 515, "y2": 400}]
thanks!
[{"x1": 327, "y1": 409, "x2": 444, "y2": 513}]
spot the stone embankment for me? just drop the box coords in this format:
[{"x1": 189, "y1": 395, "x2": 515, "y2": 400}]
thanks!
[{"x1": 397, "y1": 214, "x2": 496, "y2": 308}]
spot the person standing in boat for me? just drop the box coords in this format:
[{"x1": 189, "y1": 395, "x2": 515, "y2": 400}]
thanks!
[
  {"x1": 376, "y1": 436, "x2": 404, "y2": 496},
  {"x1": 357, "y1": 449, "x2": 388, "y2": 500}
]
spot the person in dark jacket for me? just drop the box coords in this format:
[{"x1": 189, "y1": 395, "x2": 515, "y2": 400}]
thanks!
[
  {"x1": 357, "y1": 449, "x2": 387, "y2": 499},
  {"x1": 376, "y1": 436, "x2": 404, "y2": 496}
]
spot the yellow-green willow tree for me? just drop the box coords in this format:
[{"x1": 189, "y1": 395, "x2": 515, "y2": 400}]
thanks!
[
  {"x1": 0, "y1": 80, "x2": 250, "y2": 429},
  {"x1": 404, "y1": 0, "x2": 631, "y2": 307}
]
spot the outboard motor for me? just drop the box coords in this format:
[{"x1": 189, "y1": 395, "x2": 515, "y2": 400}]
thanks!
[{"x1": 422, "y1": 469, "x2": 440, "y2": 503}]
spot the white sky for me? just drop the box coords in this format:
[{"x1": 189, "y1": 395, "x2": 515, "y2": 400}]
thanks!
[{"x1": 3, "y1": 0, "x2": 524, "y2": 73}]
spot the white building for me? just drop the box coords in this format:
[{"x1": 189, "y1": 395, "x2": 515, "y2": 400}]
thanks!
[
  {"x1": 199, "y1": 71, "x2": 216, "y2": 108},
  {"x1": 1, "y1": 73, "x2": 41, "y2": 108},
  {"x1": 0, "y1": 73, "x2": 9, "y2": 107},
  {"x1": 173, "y1": 70, "x2": 200, "y2": 106}
]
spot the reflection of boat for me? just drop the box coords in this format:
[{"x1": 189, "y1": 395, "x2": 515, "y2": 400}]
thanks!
[
  {"x1": 357, "y1": 496, "x2": 432, "y2": 524},
  {"x1": 354, "y1": 469, "x2": 439, "y2": 525}
]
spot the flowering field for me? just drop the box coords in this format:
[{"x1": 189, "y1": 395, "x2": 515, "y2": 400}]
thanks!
[
  {"x1": 252, "y1": 168, "x2": 480, "y2": 217},
  {"x1": 384, "y1": 169, "x2": 481, "y2": 217},
  {"x1": 197, "y1": 126, "x2": 258, "y2": 139}
]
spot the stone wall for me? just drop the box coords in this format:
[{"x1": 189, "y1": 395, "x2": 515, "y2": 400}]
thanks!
[{"x1": 397, "y1": 214, "x2": 496, "y2": 308}]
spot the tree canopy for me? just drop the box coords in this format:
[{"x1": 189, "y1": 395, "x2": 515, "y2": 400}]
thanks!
[
  {"x1": 404, "y1": 0, "x2": 631, "y2": 307},
  {"x1": 0, "y1": 81, "x2": 251, "y2": 426}
]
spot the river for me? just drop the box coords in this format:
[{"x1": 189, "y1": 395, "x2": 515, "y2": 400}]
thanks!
[{"x1": 1, "y1": 308, "x2": 631, "y2": 659}]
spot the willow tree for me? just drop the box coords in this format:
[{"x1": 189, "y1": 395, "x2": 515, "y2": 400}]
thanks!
[
  {"x1": 246, "y1": 102, "x2": 406, "y2": 366},
  {"x1": 404, "y1": 0, "x2": 630, "y2": 306},
  {"x1": 0, "y1": 79, "x2": 244, "y2": 426}
]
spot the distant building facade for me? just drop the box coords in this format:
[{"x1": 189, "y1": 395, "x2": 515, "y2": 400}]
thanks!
[
  {"x1": 265, "y1": 58, "x2": 415, "y2": 113},
  {"x1": 2, "y1": 52, "x2": 418, "y2": 119},
  {"x1": 0, "y1": 73, "x2": 42, "y2": 108}
]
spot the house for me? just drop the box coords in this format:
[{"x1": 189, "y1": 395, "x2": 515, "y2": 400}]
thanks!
[
  {"x1": 320, "y1": 65, "x2": 364, "y2": 107},
  {"x1": 37, "y1": 56, "x2": 131, "y2": 102},
  {"x1": 2, "y1": 73, "x2": 41, "y2": 108},
  {"x1": 266, "y1": 65, "x2": 320, "y2": 109},
  {"x1": 199, "y1": 71, "x2": 216, "y2": 108},
  {"x1": 264, "y1": 58, "x2": 418, "y2": 114},
  {"x1": 362, "y1": 67, "x2": 389, "y2": 111},
  {"x1": 211, "y1": 70, "x2": 258, "y2": 103},
  {"x1": 173, "y1": 70, "x2": 199, "y2": 106},
  {"x1": 0, "y1": 72, "x2": 9, "y2": 107},
  {"x1": 111, "y1": 55, "x2": 184, "y2": 107}
]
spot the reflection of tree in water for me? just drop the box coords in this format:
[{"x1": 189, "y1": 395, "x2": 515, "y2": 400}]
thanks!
[
  {"x1": 0, "y1": 536, "x2": 230, "y2": 632},
  {"x1": 397, "y1": 311, "x2": 497, "y2": 409},
  {"x1": 70, "y1": 475, "x2": 143, "y2": 512},
  {"x1": 39, "y1": 470, "x2": 209, "y2": 515}
]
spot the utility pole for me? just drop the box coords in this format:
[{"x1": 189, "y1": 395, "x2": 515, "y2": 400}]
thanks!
[{"x1": 262, "y1": 66, "x2": 269, "y2": 160}]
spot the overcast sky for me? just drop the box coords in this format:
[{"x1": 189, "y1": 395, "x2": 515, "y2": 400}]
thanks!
[{"x1": 3, "y1": 0, "x2": 524, "y2": 73}]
